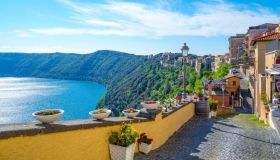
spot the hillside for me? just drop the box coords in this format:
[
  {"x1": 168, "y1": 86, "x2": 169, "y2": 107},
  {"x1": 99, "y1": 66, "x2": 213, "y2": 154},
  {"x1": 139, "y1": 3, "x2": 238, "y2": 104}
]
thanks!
[{"x1": 0, "y1": 51, "x2": 201, "y2": 115}]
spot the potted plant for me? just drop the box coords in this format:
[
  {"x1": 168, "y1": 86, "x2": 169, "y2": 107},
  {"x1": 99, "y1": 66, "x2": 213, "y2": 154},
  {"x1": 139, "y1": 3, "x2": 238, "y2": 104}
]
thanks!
[
  {"x1": 141, "y1": 101, "x2": 160, "y2": 110},
  {"x1": 89, "y1": 108, "x2": 111, "y2": 120},
  {"x1": 32, "y1": 109, "x2": 64, "y2": 123},
  {"x1": 163, "y1": 98, "x2": 174, "y2": 112},
  {"x1": 109, "y1": 123, "x2": 139, "y2": 160},
  {"x1": 197, "y1": 92, "x2": 203, "y2": 99},
  {"x1": 175, "y1": 92, "x2": 182, "y2": 104},
  {"x1": 207, "y1": 98, "x2": 218, "y2": 118},
  {"x1": 261, "y1": 93, "x2": 270, "y2": 113},
  {"x1": 138, "y1": 133, "x2": 153, "y2": 155},
  {"x1": 193, "y1": 95, "x2": 199, "y2": 102},
  {"x1": 273, "y1": 92, "x2": 280, "y2": 98},
  {"x1": 122, "y1": 108, "x2": 140, "y2": 118}
]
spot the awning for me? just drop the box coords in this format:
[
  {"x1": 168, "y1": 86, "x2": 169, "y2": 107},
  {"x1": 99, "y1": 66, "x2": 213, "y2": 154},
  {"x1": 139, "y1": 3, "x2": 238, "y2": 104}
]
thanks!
[{"x1": 265, "y1": 68, "x2": 280, "y2": 75}]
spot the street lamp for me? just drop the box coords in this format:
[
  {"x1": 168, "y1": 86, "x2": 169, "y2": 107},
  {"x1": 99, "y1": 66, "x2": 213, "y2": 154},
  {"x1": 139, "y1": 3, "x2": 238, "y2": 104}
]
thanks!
[
  {"x1": 221, "y1": 84, "x2": 225, "y2": 107},
  {"x1": 181, "y1": 43, "x2": 189, "y2": 97}
]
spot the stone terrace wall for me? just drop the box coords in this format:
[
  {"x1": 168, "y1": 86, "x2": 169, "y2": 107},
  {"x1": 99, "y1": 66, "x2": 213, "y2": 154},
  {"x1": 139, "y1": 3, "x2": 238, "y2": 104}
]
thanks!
[{"x1": 0, "y1": 103, "x2": 195, "y2": 160}]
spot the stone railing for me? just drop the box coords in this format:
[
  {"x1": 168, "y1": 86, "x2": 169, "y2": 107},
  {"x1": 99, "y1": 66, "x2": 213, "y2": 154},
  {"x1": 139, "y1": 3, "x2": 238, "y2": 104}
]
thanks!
[{"x1": 0, "y1": 103, "x2": 195, "y2": 160}]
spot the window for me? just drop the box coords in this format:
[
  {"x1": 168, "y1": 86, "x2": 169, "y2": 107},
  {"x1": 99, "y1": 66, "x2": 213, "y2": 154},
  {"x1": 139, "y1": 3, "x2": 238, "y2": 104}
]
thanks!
[{"x1": 232, "y1": 81, "x2": 236, "y2": 86}]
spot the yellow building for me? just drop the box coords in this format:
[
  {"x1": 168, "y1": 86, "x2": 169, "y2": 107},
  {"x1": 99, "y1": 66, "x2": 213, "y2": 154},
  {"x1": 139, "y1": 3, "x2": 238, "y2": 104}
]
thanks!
[
  {"x1": 204, "y1": 73, "x2": 241, "y2": 108},
  {"x1": 253, "y1": 32, "x2": 280, "y2": 120}
]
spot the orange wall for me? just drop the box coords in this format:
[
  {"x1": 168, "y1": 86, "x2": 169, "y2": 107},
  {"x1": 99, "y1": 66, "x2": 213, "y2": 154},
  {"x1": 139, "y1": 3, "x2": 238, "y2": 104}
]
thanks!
[{"x1": 211, "y1": 95, "x2": 230, "y2": 107}]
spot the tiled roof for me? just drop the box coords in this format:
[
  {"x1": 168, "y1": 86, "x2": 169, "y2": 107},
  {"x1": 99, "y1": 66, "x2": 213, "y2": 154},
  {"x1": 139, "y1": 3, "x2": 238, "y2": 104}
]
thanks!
[
  {"x1": 203, "y1": 78, "x2": 226, "y2": 86},
  {"x1": 225, "y1": 74, "x2": 242, "y2": 79},
  {"x1": 251, "y1": 32, "x2": 280, "y2": 45}
]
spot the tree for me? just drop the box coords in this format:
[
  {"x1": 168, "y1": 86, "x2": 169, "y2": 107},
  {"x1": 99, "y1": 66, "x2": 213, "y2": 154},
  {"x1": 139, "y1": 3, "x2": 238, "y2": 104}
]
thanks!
[
  {"x1": 213, "y1": 64, "x2": 230, "y2": 79},
  {"x1": 194, "y1": 79, "x2": 203, "y2": 93}
]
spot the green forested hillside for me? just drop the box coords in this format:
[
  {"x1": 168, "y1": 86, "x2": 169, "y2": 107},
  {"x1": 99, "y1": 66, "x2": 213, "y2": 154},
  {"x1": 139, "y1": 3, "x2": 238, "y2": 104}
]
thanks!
[{"x1": 0, "y1": 51, "x2": 201, "y2": 115}]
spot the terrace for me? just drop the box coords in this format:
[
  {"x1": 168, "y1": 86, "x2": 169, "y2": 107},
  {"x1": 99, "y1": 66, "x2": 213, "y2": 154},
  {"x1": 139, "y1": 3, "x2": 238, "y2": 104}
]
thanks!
[{"x1": 0, "y1": 102, "x2": 195, "y2": 160}]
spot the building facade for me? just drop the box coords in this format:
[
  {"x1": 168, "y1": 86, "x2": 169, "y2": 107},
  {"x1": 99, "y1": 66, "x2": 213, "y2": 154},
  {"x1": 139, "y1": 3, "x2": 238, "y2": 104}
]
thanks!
[
  {"x1": 245, "y1": 23, "x2": 278, "y2": 57},
  {"x1": 228, "y1": 34, "x2": 245, "y2": 64},
  {"x1": 252, "y1": 31, "x2": 280, "y2": 119}
]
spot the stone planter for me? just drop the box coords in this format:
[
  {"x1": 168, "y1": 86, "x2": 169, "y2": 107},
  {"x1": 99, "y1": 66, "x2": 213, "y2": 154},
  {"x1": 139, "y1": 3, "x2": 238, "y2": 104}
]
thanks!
[
  {"x1": 32, "y1": 109, "x2": 64, "y2": 123},
  {"x1": 139, "y1": 142, "x2": 152, "y2": 155},
  {"x1": 141, "y1": 101, "x2": 160, "y2": 110},
  {"x1": 109, "y1": 143, "x2": 135, "y2": 160},
  {"x1": 89, "y1": 109, "x2": 111, "y2": 120},
  {"x1": 122, "y1": 110, "x2": 140, "y2": 118}
]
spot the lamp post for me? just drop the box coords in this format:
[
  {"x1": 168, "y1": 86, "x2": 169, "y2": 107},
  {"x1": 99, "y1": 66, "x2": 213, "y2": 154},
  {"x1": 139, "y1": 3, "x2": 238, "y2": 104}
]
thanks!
[
  {"x1": 181, "y1": 43, "x2": 189, "y2": 98},
  {"x1": 221, "y1": 84, "x2": 225, "y2": 107}
]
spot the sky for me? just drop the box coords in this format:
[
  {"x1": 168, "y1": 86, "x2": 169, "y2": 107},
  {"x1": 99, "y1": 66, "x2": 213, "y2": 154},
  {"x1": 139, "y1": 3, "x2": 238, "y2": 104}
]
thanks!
[{"x1": 0, "y1": 0, "x2": 280, "y2": 55}]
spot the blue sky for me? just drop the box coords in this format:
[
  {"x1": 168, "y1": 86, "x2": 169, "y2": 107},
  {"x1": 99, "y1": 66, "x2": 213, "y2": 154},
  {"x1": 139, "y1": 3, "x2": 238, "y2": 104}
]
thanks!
[{"x1": 0, "y1": 0, "x2": 280, "y2": 55}]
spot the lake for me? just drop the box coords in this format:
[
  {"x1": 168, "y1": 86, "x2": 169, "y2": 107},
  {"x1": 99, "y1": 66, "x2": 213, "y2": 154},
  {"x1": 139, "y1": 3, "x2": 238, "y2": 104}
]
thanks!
[{"x1": 0, "y1": 77, "x2": 106, "y2": 124}]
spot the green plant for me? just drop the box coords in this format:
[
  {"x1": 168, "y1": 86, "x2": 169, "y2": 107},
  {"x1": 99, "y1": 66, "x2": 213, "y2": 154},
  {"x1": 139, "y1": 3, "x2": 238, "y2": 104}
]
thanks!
[
  {"x1": 277, "y1": 50, "x2": 280, "y2": 57},
  {"x1": 109, "y1": 123, "x2": 139, "y2": 147},
  {"x1": 261, "y1": 92, "x2": 270, "y2": 109},
  {"x1": 273, "y1": 92, "x2": 280, "y2": 98},
  {"x1": 208, "y1": 98, "x2": 218, "y2": 111},
  {"x1": 36, "y1": 110, "x2": 60, "y2": 115}
]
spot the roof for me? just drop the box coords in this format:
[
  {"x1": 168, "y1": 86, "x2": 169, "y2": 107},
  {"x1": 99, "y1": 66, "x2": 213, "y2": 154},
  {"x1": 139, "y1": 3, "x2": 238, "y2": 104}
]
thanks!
[
  {"x1": 252, "y1": 32, "x2": 280, "y2": 45},
  {"x1": 225, "y1": 74, "x2": 242, "y2": 79},
  {"x1": 203, "y1": 78, "x2": 227, "y2": 86}
]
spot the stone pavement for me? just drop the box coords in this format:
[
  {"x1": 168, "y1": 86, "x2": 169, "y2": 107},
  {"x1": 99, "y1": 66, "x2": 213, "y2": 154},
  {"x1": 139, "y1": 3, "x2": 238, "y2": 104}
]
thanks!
[{"x1": 135, "y1": 115, "x2": 280, "y2": 160}]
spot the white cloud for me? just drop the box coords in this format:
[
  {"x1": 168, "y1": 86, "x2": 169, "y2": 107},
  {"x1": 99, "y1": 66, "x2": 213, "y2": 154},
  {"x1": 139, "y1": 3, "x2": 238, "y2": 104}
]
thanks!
[
  {"x1": 14, "y1": 30, "x2": 30, "y2": 37},
  {"x1": 29, "y1": 0, "x2": 280, "y2": 37}
]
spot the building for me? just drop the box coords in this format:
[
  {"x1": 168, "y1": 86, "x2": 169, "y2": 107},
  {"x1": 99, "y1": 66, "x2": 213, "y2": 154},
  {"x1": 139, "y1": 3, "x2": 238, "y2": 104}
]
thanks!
[
  {"x1": 245, "y1": 23, "x2": 278, "y2": 57},
  {"x1": 213, "y1": 55, "x2": 225, "y2": 71},
  {"x1": 203, "y1": 73, "x2": 241, "y2": 108},
  {"x1": 228, "y1": 34, "x2": 245, "y2": 64},
  {"x1": 252, "y1": 31, "x2": 280, "y2": 119},
  {"x1": 204, "y1": 56, "x2": 214, "y2": 71},
  {"x1": 195, "y1": 57, "x2": 203, "y2": 72},
  {"x1": 265, "y1": 39, "x2": 280, "y2": 101}
]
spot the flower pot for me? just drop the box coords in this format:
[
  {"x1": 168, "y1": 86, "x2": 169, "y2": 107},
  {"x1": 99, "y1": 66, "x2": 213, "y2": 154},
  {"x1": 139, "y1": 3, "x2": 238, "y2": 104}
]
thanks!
[
  {"x1": 32, "y1": 109, "x2": 64, "y2": 124},
  {"x1": 89, "y1": 109, "x2": 111, "y2": 120},
  {"x1": 109, "y1": 143, "x2": 135, "y2": 160},
  {"x1": 139, "y1": 142, "x2": 152, "y2": 155},
  {"x1": 122, "y1": 110, "x2": 140, "y2": 118},
  {"x1": 141, "y1": 101, "x2": 160, "y2": 110},
  {"x1": 208, "y1": 111, "x2": 212, "y2": 118}
]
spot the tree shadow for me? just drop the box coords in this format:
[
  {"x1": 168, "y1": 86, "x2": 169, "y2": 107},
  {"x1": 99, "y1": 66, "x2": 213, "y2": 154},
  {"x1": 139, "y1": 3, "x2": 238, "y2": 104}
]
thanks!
[
  {"x1": 213, "y1": 121, "x2": 240, "y2": 128},
  {"x1": 212, "y1": 127, "x2": 280, "y2": 146}
]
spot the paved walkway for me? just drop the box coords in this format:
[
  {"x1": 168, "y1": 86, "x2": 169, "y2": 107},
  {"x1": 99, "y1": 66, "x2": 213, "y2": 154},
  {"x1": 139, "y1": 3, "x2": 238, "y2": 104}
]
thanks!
[{"x1": 135, "y1": 115, "x2": 280, "y2": 160}]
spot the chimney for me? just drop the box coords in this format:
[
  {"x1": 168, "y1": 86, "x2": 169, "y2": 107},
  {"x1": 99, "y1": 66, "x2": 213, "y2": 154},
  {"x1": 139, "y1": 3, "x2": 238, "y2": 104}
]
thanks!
[{"x1": 208, "y1": 82, "x2": 212, "y2": 96}]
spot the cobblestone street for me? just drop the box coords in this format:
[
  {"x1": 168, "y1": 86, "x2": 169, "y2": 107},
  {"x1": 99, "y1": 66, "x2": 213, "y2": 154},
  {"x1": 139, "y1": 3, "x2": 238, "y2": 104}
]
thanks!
[{"x1": 135, "y1": 115, "x2": 280, "y2": 160}]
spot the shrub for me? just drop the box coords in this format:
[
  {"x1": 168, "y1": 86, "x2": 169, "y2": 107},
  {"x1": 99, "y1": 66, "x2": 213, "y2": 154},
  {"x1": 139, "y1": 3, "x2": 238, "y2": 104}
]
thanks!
[
  {"x1": 208, "y1": 98, "x2": 218, "y2": 111},
  {"x1": 109, "y1": 123, "x2": 139, "y2": 147},
  {"x1": 137, "y1": 133, "x2": 153, "y2": 144},
  {"x1": 261, "y1": 92, "x2": 269, "y2": 109}
]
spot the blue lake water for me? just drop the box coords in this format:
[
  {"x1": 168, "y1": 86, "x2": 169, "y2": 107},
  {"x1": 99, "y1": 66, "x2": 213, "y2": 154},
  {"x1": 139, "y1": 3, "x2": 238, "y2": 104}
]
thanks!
[{"x1": 0, "y1": 77, "x2": 106, "y2": 124}]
